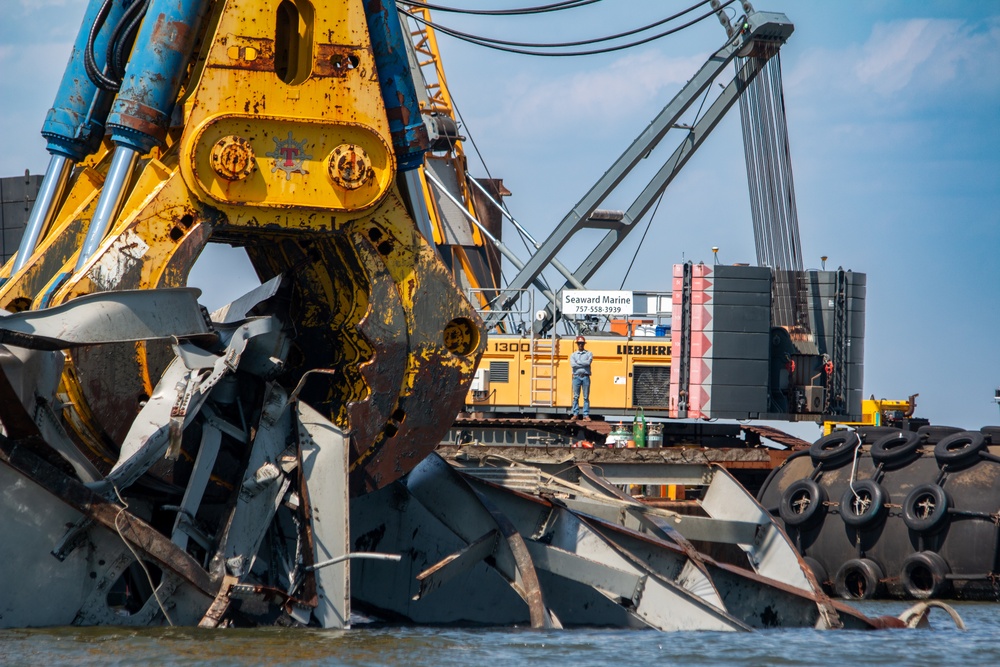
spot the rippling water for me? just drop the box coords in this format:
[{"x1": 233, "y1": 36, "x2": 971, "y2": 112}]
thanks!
[{"x1": 2, "y1": 602, "x2": 997, "y2": 666}]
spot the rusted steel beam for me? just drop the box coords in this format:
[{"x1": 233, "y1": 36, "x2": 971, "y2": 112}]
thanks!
[
  {"x1": 437, "y1": 444, "x2": 775, "y2": 464},
  {"x1": 741, "y1": 424, "x2": 810, "y2": 450},
  {"x1": 198, "y1": 574, "x2": 240, "y2": 628},
  {"x1": 465, "y1": 484, "x2": 551, "y2": 628}
]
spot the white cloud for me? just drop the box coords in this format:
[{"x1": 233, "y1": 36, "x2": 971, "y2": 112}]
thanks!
[
  {"x1": 790, "y1": 17, "x2": 1000, "y2": 104},
  {"x1": 853, "y1": 19, "x2": 950, "y2": 93},
  {"x1": 489, "y1": 50, "x2": 709, "y2": 136}
]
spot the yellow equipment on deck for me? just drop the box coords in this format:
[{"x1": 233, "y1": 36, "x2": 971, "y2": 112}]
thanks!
[{"x1": 822, "y1": 394, "x2": 919, "y2": 435}]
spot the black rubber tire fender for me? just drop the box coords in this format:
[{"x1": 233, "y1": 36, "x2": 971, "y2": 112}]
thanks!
[
  {"x1": 778, "y1": 479, "x2": 827, "y2": 527},
  {"x1": 934, "y1": 431, "x2": 987, "y2": 467},
  {"x1": 870, "y1": 430, "x2": 924, "y2": 466},
  {"x1": 839, "y1": 480, "x2": 887, "y2": 528},
  {"x1": 802, "y1": 556, "x2": 829, "y2": 589},
  {"x1": 902, "y1": 483, "x2": 950, "y2": 533},
  {"x1": 856, "y1": 425, "x2": 905, "y2": 444},
  {"x1": 834, "y1": 558, "x2": 884, "y2": 600},
  {"x1": 916, "y1": 425, "x2": 963, "y2": 444},
  {"x1": 809, "y1": 431, "x2": 861, "y2": 468},
  {"x1": 900, "y1": 551, "x2": 951, "y2": 599}
]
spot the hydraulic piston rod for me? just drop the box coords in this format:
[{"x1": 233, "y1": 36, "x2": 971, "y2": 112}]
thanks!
[
  {"x1": 75, "y1": 0, "x2": 209, "y2": 271},
  {"x1": 16, "y1": 0, "x2": 127, "y2": 271}
]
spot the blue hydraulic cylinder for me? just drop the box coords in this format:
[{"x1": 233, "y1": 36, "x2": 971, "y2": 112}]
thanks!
[
  {"x1": 77, "y1": 0, "x2": 208, "y2": 271},
  {"x1": 17, "y1": 0, "x2": 128, "y2": 274},
  {"x1": 365, "y1": 2, "x2": 428, "y2": 172},
  {"x1": 105, "y1": 0, "x2": 209, "y2": 154},
  {"x1": 41, "y1": 0, "x2": 126, "y2": 161}
]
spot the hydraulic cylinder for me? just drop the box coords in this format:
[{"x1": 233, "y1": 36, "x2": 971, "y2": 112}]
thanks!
[
  {"x1": 77, "y1": 0, "x2": 209, "y2": 270},
  {"x1": 16, "y1": 0, "x2": 126, "y2": 273},
  {"x1": 365, "y1": 4, "x2": 428, "y2": 172}
]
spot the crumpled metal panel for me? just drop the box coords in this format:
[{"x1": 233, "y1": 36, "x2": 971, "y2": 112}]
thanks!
[{"x1": 0, "y1": 288, "x2": 212, "y2": 350}]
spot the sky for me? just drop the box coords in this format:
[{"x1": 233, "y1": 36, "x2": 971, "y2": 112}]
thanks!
[{"x1": 0, "y1": 1, "x2": 998, "y2": 436}]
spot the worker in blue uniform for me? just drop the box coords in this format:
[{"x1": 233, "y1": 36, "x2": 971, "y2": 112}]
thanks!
[{"x1": 570, "y1": 335, "x2": 593, "y2": 421}]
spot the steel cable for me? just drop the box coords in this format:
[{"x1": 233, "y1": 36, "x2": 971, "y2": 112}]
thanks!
[
  {"x1": 397, "y1": 0, "x2": 600, "y2": 16},
  {"x1": 738, "y1": 49, "x2": 802, "y2": 328},
  {"x1": 400, "y1": 1, "x2": 737, "y2": 57},
  {"x1": 401, "y1": 0, "x2": 716, "y2": 49}
]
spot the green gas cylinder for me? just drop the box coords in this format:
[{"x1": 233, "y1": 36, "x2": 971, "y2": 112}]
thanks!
[{"x1": 633, "y1": 408, "x2": 647, "y2": 448}]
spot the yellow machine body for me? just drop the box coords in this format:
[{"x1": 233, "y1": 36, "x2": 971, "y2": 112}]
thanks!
[
  {"x1": 0, "y1": 0, "x2": 485, "y2": 495},
  {"x1": 466, "y1": 334, "x2": 672, "y2": 414},
  {"x1": 822, "y1": 396, "x2": 918, "y2": 436}
]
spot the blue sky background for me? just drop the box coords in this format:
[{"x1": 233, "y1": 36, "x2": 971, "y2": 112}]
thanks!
[{"x1": 1, "y1": 1, "x2": 997, "y2": 435}]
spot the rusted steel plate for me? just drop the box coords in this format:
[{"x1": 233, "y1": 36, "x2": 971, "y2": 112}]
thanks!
[
  {"x1": 436, "y1": 444, "x2": 776, "y2": 466},
  {"x1": 345, "y1": 235, "x2": 408, "y2": 472},
  {"x1": 742, "y1": 424, "x2": 810, "y2": 450}
]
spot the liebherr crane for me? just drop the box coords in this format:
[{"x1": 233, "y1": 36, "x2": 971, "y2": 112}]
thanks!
[{"x1": 416, "y1": 5, "x2": 863, "y2": 425}]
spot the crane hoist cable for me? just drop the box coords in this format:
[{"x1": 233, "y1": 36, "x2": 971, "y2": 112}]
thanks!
[
  {"x1": 399, "y1": 0, "x2": 716, "y2": 49},
  {"x1": 399, "y1": 0, "x2": 738, "y2": 57},
  {"x1": 737, "y1": 46, "x2": 805, "y2": 329},
  {"x1": 447, "y1": 90, "x2": 555, "y2": 296},
  {"x1": 397, "y1": 0, "x2": 601, "y2": 16}
]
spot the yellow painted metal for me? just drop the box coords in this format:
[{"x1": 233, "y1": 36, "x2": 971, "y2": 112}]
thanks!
[
  {"x1": 423, "y1": 155, "x2": 485, "y2": 248},
  {"x1": 55, "y1": 158, "x2": 212, "y2": 303},
  {"x1": 405, "y1": 7, "x2": 456, "y2": 117},
  {"x1": 414, "y1": 165, "x2": 444, "y2": 245},
  {"x1": 403, "y1": 10, "x2": 485, "y2": 248},
  {"x1": 822, "y1": 396, "x2": 918, "y2": 435},
  {"x1": 10, "y1": 0, "x2": 485, "y2": 488},
  {"x1": 468, "y1": 335, "x2": 671, "y2": 412},
  {"x1": 178, "y1": 0, "x2": 396, "y2": 228},
  {"x1": 0, "y1": 168, "x2": 104, "y2": 311},
  {"x1": 48, "y1": 160, "x2": 220, "y2": 449},
  {"x1": 0, "y1": 141, "x2": 113, "y2": 305}
]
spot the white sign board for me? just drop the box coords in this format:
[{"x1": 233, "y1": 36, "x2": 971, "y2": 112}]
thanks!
[{"x1": 562, "y1": 290, "x2": 634, "y2": 316}]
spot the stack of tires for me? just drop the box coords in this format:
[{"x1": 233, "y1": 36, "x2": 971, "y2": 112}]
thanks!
[{"x1": 758, "y1": 425, "x2": 1000, "y2": 601}]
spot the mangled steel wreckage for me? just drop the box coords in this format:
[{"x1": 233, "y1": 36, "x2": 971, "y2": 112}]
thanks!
[
  {"x1": 0, "y1": 286, "x2": 922, "y2": 631},
  {"x1": 0, "y1": 0, "x2": 958, "y2": 632}
]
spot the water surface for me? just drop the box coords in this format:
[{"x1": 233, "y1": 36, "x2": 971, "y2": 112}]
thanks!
[{"x1": 2, "y1": 601, "x2": 996, "y2": 666}]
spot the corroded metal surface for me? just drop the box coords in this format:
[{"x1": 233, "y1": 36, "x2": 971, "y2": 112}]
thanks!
[
  {"x1": 2, "y1": 0, "x2": 482, "y2": 495},
  {"x1": 743, "y1": 424, "x2": 810, "y2": 450},
  {"x1": 436, "y1": 444, "x2": 780, "y2": 467}
]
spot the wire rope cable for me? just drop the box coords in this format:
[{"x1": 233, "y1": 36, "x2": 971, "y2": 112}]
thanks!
[
  {"x1": 111, "y1": 484, "x2": 175, "y2": 626},
  {"x1": 401, "y1": 0, "x2": 716, "y2": 49},
  {"x1": 618, "y1": 74, "x2": 717, "y2": 289},
  {"x1": 400, "y1": 0, "x2": 738, "y2": 57},
  {"x1": 398, "y1": 0, "x2": 600, "y2": 17}
]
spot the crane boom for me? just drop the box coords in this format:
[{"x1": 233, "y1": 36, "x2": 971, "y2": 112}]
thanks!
[{"x1": 482, "y1": 12, "x2": 793, "y2": 332}]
